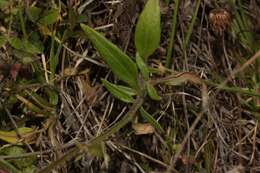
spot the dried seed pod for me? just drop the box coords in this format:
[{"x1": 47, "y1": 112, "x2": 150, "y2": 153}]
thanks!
[{"x1": 209, "y1": 8, "x2": 232, "y2": 35}]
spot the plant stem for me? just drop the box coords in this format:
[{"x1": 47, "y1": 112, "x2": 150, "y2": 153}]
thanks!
[
  {"x1": 165, "y1": 0, "x2": 180, "y2": 69},
  {"x1": 206, "y1": 80, "x2": 260, "y2": 97}
]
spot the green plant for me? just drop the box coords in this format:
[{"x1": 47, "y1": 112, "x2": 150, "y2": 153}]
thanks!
[
  {"x1": 38, "y1": 0, "x2": 260, "y2": 171},
  {"x1": 81, "y1": 0, "x2": 163, "y2": 127},
  {"x1": 0, "y1": 146, "x2": 37, "y2": 173},
  {"x1": 39, "y1": 0, "x2": 208, "y2": 172}
]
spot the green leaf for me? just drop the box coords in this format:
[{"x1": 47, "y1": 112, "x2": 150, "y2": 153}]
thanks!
[
  {"x1": 140, "y1": 107, "x2": 164, "y2": 133},
  {"x1": 9, "y1": 37, "x2": 42, "y2": 54},
  {"x1": 9, "y1": 37, "x2": 23, "y2": 50},
  {"x1": 23, "y1": 40, "x2": 42, "y2": 54},
  {"x1": 2, "y1": 146, "x2": 36, "y2": 169},
  {"x1": 0, "y1": 127, "x2": 35, "y2": 144},
  {"x1": 46, "y1": 89, "x2": 59, "y2": 106},
  {"x1": 39, "y1": 8, "x2": 60, "y2": 25},
  {"x1": 28, "y1": 6, "x2": 42, "y2": 22},
  {"x1": 136, "y1": 53, "x2": 150, "y2": 80},
  {"x1": 101, "y1": 79, "x2": 135, "y2": 103},
  {"x1": 13, "y1": 50, "x2": 34, "y2": 64},
  {"x1": 116, "y1": 85, "x2": 137, "y2": 96},
  {"x1": 81, "y1": 24, "x2": 138, "y2": 88},
  {"x1": 135, "y1": 0, "x2": 161, "y2": 60},
  {"x1": 0, "y1": 35, "x2": 7, "y2": 47},
  {"x1": 146, "y1": 82, "x2": 161, "y2": 101},
  {"x1": 30, "y1": 31, "x2": 44, "y2": 53}
]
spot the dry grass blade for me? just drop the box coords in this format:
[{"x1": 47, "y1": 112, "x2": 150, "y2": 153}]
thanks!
[{"x1": 220, "y1": 49, "x2": 260, "y2": 87}]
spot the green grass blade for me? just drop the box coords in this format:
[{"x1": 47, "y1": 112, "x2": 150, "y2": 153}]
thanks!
[
  {"x1": 165, "y1": 0, "x2": 180, "y2": 68},
  {"x1": 140, "y1": 107, "x2": 164, "y2": 133},
  {"x1": 183, "y1": 0, "x2": 201, "y2": 51}
]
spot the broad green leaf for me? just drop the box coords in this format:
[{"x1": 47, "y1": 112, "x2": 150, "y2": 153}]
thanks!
[
  {"x1": 9, "y1": 37, "x2": 23, "y2": 50},
  {"x1": 135, "y1": 0, "x2": 161, "y2": 60},
  {"x1": 9, "y1": 37, "x2": 42, "y2": 54},
  {"x1": 146, "y1": 82, "x2": 161, "y2": 100},
  {"x1": 1, "y1": 146, "x2": 36, "y2": 169},
  {"x1": 28, "y1": 6, "x2": 42, "y2": 22},
  {"x1": 101, "y1": 79, "x2": 135, "y2": 103},
  {"x1": 0, "y1": 35, "x2": 7, "y2": 47},
  {"x1": 39, "y1": 8, "x2": 60, "y2": 25},
  {"x1": 81, "y1": 24, "x2": 138, "y2": 88},
  {"x1": 0, "y1": 127, "x2": 36, "y2": 144},
  {"x1": 23, "y1": 40, "x2": 42, "y2": 54},
  {"x1": 30, "y1": 31, "x2": 44, "y2": 53},
  {"x1": 140, "y1": 107, "x2": 164, "y2": 133},
  {"x1": 136, "y1": 53, "x2": 150, "y2": 80}
]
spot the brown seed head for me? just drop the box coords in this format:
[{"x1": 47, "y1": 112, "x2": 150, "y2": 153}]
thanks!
[{"x1": 209, "y1": 8, "x2": 232, "y2": 35}]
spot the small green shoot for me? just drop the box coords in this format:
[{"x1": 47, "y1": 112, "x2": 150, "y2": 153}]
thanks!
[
  {"x1": 38, "y1": 8, "x2": 60, "y2": 26},
  {"x1": 101, "y1": 79, "x2": 135, "y2": 103},
  {"x1": 136, "y1": 53, "x2": 150, "y2": 80},
  {"x1": 146, "y1": 82, "x2": 161, "y2": 101},
  {"x1": 135, "y1": 0, "x2": 161, "y2": 60}
]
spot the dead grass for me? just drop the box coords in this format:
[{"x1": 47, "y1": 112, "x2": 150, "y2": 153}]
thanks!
[{"x1": 0, "y1": 0, "x2": 260, "y2": 173}]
